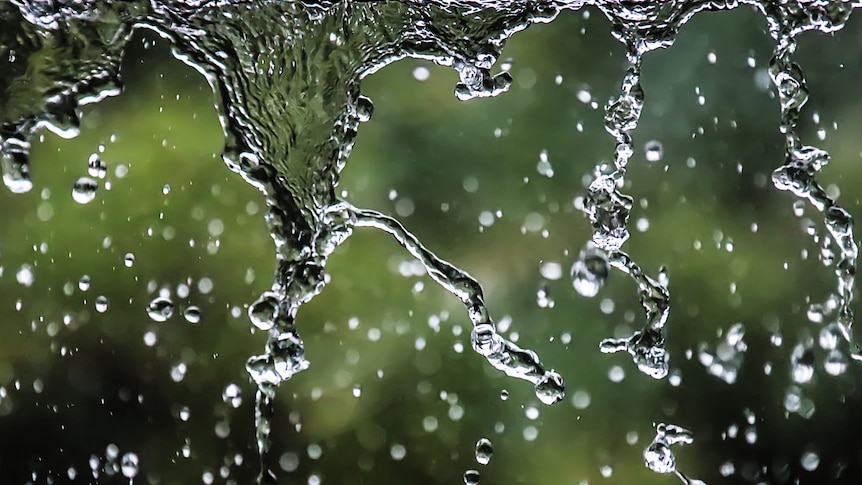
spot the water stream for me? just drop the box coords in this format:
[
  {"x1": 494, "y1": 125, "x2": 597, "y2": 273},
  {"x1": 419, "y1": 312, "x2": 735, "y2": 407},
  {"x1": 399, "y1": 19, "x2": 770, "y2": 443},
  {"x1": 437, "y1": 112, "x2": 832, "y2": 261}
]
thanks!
[{"x1": 2, "y1": 1, "x2": 861, "y2": 483}]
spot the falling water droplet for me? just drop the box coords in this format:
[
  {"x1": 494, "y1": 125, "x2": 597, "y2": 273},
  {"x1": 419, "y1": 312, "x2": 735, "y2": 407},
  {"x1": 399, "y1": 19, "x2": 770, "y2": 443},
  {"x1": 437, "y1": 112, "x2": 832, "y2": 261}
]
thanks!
[
  {"x1": 88, "y1": 153, "x2": 107, "y2": 179},
  {"x1": 95, "y1": 295, "x2": 109, "y2": 313},
  {"x1": 464, "y1": 469, "x2": 481, "y2": 485},
  {"x1": 475, "y1": 438, "x2": 493, "y2": 465},
  {"x1": 147, "y1": 297, "x2": 174, "y2": 323},
  {"x1": 644, "y1": 140, "x2": 663, "y2": 163},
  {"x1": 644, "y1": 441, "x2": 675, "y2": 473},
  {"x1": 72, "y1": 177, "x2": 98, "y2": 204},
  {"x1": 571, "y1": 244, "x2": 609, "y2": 297},
  {"x1": 120, "y1": 452, "x2": 139, "y2": 479},
  {"x1": 223, "y1": 383, "x2": 243, "y2": 408},
  {"x1": 183, "y1": 306, "x2": 201, "y2": 324}
]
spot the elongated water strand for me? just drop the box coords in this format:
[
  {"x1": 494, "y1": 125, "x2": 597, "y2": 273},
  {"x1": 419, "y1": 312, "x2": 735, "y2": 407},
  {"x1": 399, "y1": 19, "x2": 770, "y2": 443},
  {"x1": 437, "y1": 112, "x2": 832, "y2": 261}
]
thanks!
[
  {"x1": 576, "y1": 15, "x2": 673, "y2": 380},
  {"x1": 598, "y1": 251, "x2": 670, "y2": 379},
  {"x1": 764, "y1": 3, "x2": 860, "y2": 362},
  {"x1": 352, "y1": 205, "x2": 565, "y2": 404}
]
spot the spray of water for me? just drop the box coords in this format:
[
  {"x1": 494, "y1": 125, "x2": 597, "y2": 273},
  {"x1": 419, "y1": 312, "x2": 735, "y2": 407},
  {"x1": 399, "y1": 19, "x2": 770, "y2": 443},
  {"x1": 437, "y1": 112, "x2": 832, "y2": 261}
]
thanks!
[{"x1": 2, "y1": 1, "x2": 861, "y2": 482}]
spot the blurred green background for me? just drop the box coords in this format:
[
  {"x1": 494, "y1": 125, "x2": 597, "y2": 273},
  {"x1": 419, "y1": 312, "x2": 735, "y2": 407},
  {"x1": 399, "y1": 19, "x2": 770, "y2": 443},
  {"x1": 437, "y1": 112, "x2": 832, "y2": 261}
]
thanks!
[{"x1": 4, "y1": 4, "x2": 862, "y2": 485}]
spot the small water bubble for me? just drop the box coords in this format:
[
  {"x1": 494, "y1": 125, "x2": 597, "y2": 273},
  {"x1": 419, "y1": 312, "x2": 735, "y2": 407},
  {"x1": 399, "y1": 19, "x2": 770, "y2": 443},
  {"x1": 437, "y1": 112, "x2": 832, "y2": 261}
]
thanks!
[
  {"x1": 72, "y1": 177, "x2": 98, "y2": 204},
  {"x1": 475, "y1": 438, "x2": 493, "y2": 465},
  {"x1": 183, "y1": 306, "x2": 201, "y2": 324},
  {"x1": 78, "y1": 275, "x2": 91, "y2": 291},
  {"x1": 147, "y1": 297, "x2": 174, "y2": 323},
  {"x1": 644, "y1": 140, "x2": 663, "y2": 162},
  {"x1": 123, "y1": 253, "x2": 135, "y2": 268}
]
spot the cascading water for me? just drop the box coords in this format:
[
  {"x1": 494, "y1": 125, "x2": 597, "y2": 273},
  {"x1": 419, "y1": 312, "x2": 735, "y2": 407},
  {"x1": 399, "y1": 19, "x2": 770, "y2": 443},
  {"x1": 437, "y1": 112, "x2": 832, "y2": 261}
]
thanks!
[{"x1": 2, "y1": 1, "x2": 862, "y2": 484}]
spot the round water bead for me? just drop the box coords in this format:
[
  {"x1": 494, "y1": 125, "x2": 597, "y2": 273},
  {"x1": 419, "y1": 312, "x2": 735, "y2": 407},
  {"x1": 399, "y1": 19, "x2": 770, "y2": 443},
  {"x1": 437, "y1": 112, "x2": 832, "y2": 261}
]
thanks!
[{"x1": 72, "y1": 177, "x2": 98, "y2": 204}]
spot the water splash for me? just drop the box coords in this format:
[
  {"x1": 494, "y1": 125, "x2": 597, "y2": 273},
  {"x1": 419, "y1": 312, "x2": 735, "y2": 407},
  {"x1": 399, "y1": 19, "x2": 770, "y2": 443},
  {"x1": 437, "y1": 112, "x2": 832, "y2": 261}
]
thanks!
[
  {"x1": 762, "y1": 2, "x2": 861, "y2": 364},
  {"x1": 3, "y1": 0, "x2": 862, "y2": 483}
]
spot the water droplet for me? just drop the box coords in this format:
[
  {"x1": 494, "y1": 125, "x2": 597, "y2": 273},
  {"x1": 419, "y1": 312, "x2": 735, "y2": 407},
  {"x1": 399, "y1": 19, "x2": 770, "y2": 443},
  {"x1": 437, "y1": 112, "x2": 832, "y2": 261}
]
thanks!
[
  {"x1": 571, "y1": 245, "x2": 609, "y2": 297},
  {"x1": 183, "y1": 306, "x2": 201, "y2": 324},
  {"x1": 223, "y1": 383, "x2": 243, "y2": 408},
  {"x1": 95, "y1": 296, "x2": 109, "y2": 313},
  {"x1": 801, "y1": 450, "x2": 820, "y2": 471},
  {"x1": 120, "y1": 452, "x2": 139, "y2": 478},
  {"x1": 644, "y1": 441, "x2": 675, "y2": 473},
  {"x1": 644, "y1": 140, "x2": 663, "y2": 162},
  {"x1": 78, "y1": 275, "x2": 91, "y2": 291},
  {"x1": 88, "y1": 153, "x2": 107, "y2": 179},
  {"x1": 147, "y1": 297, "x2": 174, "y2": 323},
  {"x1": 475, "y1": 438, "x2": 493, "y2": 465},
  {"x1": 72, "y1": 176, "x2": 98, "y2": 204},
  {"x1": 463, "y1": 469, "x2": 481, "y2": 485},
  {"x1": 123, "y1": 253, "x2": 135, "y2": 268}
]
